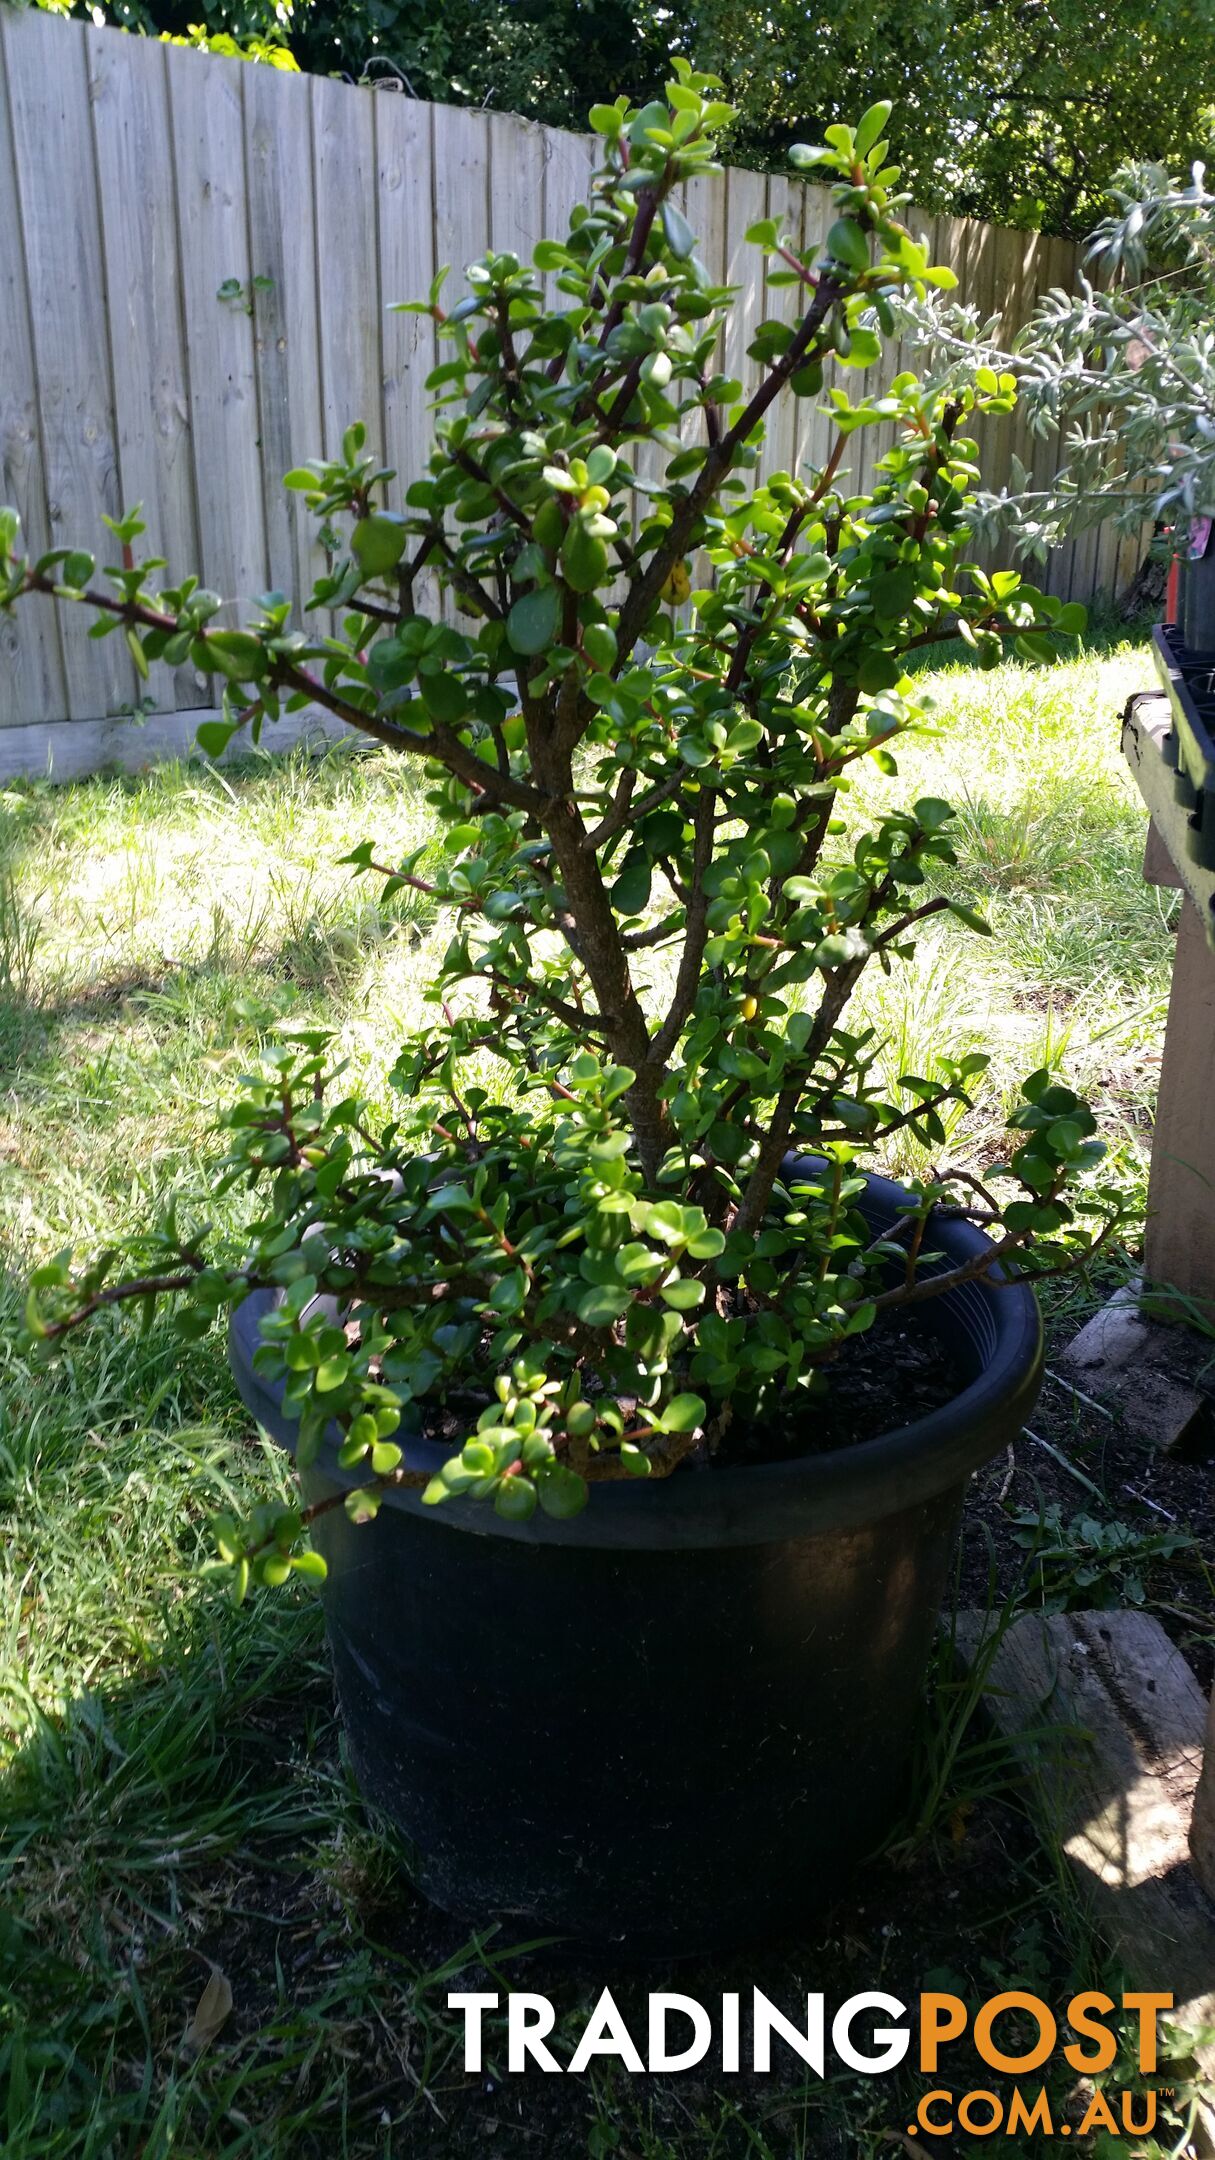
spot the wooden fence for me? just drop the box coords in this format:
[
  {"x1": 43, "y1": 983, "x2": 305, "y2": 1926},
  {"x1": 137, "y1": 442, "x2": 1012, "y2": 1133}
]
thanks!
[{"x1": 0, "y1": 9, "x2": 1132, "y2": 770}]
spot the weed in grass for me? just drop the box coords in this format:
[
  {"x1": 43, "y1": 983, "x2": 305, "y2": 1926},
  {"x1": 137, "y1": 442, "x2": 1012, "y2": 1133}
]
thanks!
[
  {"x1": 1009, "y1": 1501, "x2": 1196, "y2": 1611},
  {"x1": 0, "y1": 866, "x2": 42, "y2": 1009}
]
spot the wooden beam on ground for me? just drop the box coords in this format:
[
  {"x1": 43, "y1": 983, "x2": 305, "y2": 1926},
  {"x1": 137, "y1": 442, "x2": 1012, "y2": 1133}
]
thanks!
[
  {"x1": 1193, "y1": 1684, "x2": 1215, "y2": 1900},
  {"x1": 1143, "y1": 895, "x2": 1215, "y2": 1318},
  {"x1": 1052, "y1": 1279, "x2": 1214, "y2": 1454},
  {"x1": 953, "y1": 1609, "x2": 1215, "y2": 2146}
]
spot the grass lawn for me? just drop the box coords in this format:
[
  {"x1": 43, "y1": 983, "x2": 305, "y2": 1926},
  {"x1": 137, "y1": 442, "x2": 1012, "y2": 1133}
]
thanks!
[{"x1": 1, "y1": 628, "x2": 1212, "y2": 2157}]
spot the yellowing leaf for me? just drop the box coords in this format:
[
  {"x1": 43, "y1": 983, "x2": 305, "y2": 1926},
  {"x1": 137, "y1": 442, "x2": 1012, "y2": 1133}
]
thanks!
[{"x1": 183, "y1": 1966, "x2": 233, "y2": 2053}]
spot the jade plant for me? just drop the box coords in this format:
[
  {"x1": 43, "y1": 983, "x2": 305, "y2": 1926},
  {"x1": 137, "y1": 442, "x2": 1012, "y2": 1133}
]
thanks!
[{"x1": 3, "y1": 74, "x2": 1124, "y2": 1590}]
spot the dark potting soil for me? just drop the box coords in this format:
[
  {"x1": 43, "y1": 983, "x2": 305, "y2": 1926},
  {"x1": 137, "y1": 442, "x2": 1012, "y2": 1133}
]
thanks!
[
  {"x1": 714, "y1": 1307, "x2": 962, "y2": 1468},
  {"x1": 417, "y1": 1310, "x2": 963, "y2": 1471}
]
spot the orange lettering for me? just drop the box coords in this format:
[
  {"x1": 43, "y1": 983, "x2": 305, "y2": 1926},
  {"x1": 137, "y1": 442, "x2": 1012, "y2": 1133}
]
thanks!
[
  {"x1": 917, "y1": 2091, "x2": 954, "y2": 2134},
  {"x1": 973, "y1": 1991, "x2": 1057, "y2": 2075},
  {"x1": 1122, "y1": 2090, "x2": 1158, "y2": 2135},
  {"x1": 958, "y1": 2090, "x2": 1003, "y2": 2136},
  {"x1": 1122, "y1": 1992, "x2": 1172, "y2": 2075},
  {"x1": 1064, "y1": 1991, "x2": 1116, "y2": 2074},
  {"x1": 919, "y1": 1993, "x2": 968, "y2": 2072},
  {"x1": 1077, "y1": 2091, "x2": 1119, "y2": 2136},
  {"x1": 1008, "y1": 2087, "x2": 1053, "y2": 2134}
]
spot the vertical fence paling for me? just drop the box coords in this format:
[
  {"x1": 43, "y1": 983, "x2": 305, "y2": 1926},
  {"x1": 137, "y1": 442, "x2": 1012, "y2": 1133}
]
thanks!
[
  {"x1": 3, "y1": 8, "x2": 130, "y2": 720},
  {"x1": 246, "y1": 62, "x2": 326, "y2": 630},
  {"x1": 0, "y1": 10, "x2": 1092, "y2": 734},
  {"x1": 0, "y1": 11, "x2": 67, "y2": 723}
]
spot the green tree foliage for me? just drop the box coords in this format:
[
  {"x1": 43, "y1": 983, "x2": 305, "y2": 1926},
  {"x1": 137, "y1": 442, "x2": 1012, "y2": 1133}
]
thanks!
[
  {"x1": 12, "y1": 0, "x2": 1215, "y2": 235},
  {"x1": 690, "y1": 0, "x2": 1215, "y2": 236}
]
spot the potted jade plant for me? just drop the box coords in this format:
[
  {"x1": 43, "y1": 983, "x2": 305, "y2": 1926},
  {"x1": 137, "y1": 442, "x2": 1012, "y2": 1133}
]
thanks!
[{"x1": 4, "y1": 73, "x2": 1122, "y2": 1952}]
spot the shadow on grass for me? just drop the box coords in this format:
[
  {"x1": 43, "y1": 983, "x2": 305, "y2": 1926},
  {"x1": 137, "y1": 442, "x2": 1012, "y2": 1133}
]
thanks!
[
  {"x1": 904, "y1": 605, "x2": 1154, "y2": 681},
  {"x1": 0, "y1": 736, "x2": 437, "y2": 1097},
  {"x1": 0, "y1": 877, "x2": 435, "y2": 1122}
]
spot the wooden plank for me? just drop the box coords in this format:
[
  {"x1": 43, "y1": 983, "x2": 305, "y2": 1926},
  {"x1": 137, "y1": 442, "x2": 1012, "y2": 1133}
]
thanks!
[
  {"x1": 1084, "y1": 234, "x2": 1124, "y2": 611},
  {"x1": 313, "y1": 74, "x2": 382, "y2": 466},
  {"x1": 1007, "y1": 224, "x2": 1044, "y2": 535},
  {"x1": 1112, "y1": 501, "x2": 1149, "y2": 612},
  {"x1": 851, "y1": 191, "x2": 899, "y2": 506},
  {"x1": 433, "y1": 101, "x2": 492, "y2": 313},
  {"x1": 1053, "y1": 1276, "x2": 1213, "y2": 1452},
  {"x1": 798, "y1": 182, "x2": 836, "y2": 488},
  {"x1": 859, "y1": 197, "x2": 926, "y2": 495},
  {"x1": 682, "y1": 175, "x2": 726, "y2": 443},
  {"x1": 3, "y1": 9, "x2": 130, "y2": 720},
  {"x1": 612, "y1": 151, "x2": 676, "y2": 575},
  {"x1": 378, "y1": 91, "x2": 437, "y2": 615},
  {"x1": 879, "y1": 203, "x2": 938, "y2": 483},
  {"x1": 1042, "y1": 233, "x2": 1080, "y2": 599},
  {"x1": 486, "y1": 110, "x2": 550, "y2": 591},
  {"x1": 763, "y1": 172, "x2": 802, "y2": 484},
  {"x1": 1192, "y1": 1686, "x2": 1215, "y2": 1899},
  {"x1": 983, "y1": 223, "x2": 1024, "y2": 541},
  {"x1": 166, "y1": 41, "x2": 267, "y2": 616},
  {"x1": 952, "y1": 1607, "x2": 1215, "y2": 2124},
  {"x1": 431, "y1": 102, "x2": 491, "y2": 623},
  {"x1": 537, "y1": 119, "x2": 594, "y2": 380},
  {"x1": 244, "y1": 61, "x2": 326, "y2": 630},
  {"x1": 1091, "y1": 508, "x2": 1123, "y2": 609},
  {"x1": 675, "y1": 171, "x2": 727, "y2": 601},
  {"x1": 721, "y1": 164, "x2": 766, "y2": 430},
  {"x1": 684, "y1": 168, "x2": 727, "y2": 331},
  {"x1": 488, "y1": 108, "x2": 547, "y2": 269},
  {"x1": 1143, "y1": 894, "x2": 1215, "y2": 1316},
  {"x1": 1014, "y1": 226, "x2": 1068, "y2": 604},
  {"x1": 0, "y1": 13, "x2": 67, "y2": 726},
  {"x1": 928, "y1": 212, "x2": 972, "y2": 537},
  {"x1": 959, "y1": 215, "x2": 999, "y2": 571},
  {"x1": 541, "y1": 123, "x2": 593, "y2": 270},
  {"x1": 1068, "y1": 507, "x2": 1101, "y2": 608},
  {"x1": 932, "y1": 209, "x2": 968, "y2": 293},
  {"x1": 965, "y1": 211, "x2": 997, "y2": 329},
  {"x1": 86, "y1": 26, "x2": 201, "y2": 714}
]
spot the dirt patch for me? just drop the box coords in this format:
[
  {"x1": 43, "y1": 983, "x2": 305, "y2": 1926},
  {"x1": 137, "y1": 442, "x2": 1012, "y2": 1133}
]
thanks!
[{"x1": 957, "y1": 1315, "x2": 1215, "y2": 1696}]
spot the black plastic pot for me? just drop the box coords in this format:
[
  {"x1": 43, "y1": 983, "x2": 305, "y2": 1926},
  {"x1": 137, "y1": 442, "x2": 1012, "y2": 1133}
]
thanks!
[{"x1": 229, "y1": 1158, "x2": 1041, "y2": 1954}]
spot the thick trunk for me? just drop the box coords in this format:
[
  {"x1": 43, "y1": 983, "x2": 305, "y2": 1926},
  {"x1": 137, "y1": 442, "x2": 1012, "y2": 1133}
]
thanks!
[{"x1": 541, "y1": 794, "x2": 670, "y2": 1181}]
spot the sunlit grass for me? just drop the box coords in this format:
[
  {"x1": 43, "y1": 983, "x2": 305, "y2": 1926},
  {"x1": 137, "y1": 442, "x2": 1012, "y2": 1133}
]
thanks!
[{"x1": 847, "y1": 635, "x2": 1170, "y2": 1180}]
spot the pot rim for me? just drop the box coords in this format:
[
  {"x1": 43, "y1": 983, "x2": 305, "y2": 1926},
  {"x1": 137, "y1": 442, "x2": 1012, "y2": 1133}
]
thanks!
[{"x1": 228, "y1": 1153, "x2": 1042, "y2": 1550}]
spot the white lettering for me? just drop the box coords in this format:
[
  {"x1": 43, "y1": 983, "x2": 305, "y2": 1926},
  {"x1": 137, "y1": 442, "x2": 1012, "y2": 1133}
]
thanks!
[
  {"x1": 648, "y1": 1994, "x2": 712, "y2": 2072},
  {"x1": 832, "y1": 1992, "x2": 909, "y2": 2073},
  {"x1": 507, "y1": 1993, "x2": 562, "y2": 2073},
  {"x1": 448, "y1": 1992, "x2": 499, "y2": 2073},
  {"x1": 721, "y1": 1991, "x2": 741, "y2": 2074},
  {"x1": 752, "y1": 1991, "x2": 825, "y2": 2074},
  {"x1": 568, "y1": 1988, "x2": 645, "y2": 2074}
]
